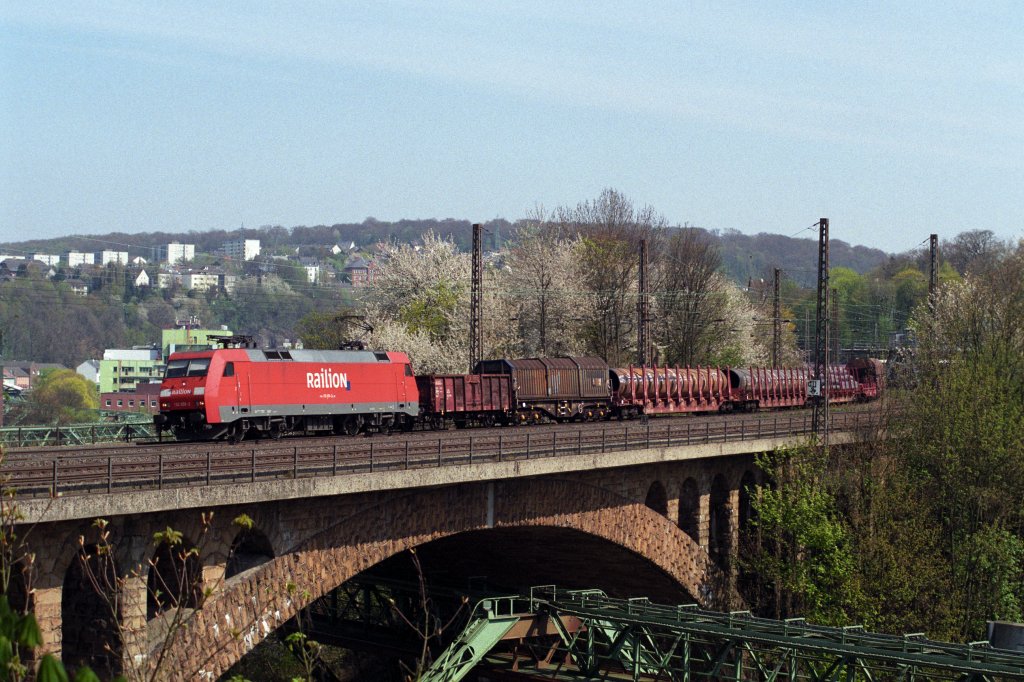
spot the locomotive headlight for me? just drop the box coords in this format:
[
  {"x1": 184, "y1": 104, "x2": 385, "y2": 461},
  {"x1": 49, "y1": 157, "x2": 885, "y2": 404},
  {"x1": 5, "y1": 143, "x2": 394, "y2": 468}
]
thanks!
[
  {"x1": 161, "y1": 402, "x2": 168, "y2": 409},
  {"x1": 197, "y1": 399, "x2": 205, "y2": 407}
]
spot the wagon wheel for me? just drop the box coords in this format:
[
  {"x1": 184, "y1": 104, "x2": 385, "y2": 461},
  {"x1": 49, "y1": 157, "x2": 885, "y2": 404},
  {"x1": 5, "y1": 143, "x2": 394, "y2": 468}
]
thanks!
[
  {"x1": 481, "y1": 414, "x2": 495, "y2": 428},
  {"x1": 430, "y1": 416, "x2": 445, "y2": 431}
]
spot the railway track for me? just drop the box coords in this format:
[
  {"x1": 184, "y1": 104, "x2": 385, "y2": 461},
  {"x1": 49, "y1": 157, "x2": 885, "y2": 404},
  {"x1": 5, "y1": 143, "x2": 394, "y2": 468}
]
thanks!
[
  {"x1": 3, "y1": 403, "x2": 879, "y2": 460},
  {"x1": 0, "y1": 410, "x2": 882, "y2": 499}
]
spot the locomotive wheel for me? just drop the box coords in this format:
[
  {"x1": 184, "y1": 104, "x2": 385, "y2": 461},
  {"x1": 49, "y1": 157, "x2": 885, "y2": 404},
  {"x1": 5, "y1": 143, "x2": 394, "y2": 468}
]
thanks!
[
  {"x1": 342, "y1": 416, "x2": 361, "y2": 436},
  {"x1": 401, "y1": 416, "x2": 415, "y2": 432}
]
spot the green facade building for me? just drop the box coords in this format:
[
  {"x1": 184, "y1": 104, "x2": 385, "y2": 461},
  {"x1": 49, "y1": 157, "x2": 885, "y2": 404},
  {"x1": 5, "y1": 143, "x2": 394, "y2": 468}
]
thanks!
[
  {"x1": 161, "y1": 325, "x2": 232, "y2": 358},
  {"x1": 98, "y1": 349, "x2": 163, "y2": 393},
  {"x1": 97, "y1": 325, "x2": 232, "y2": 393}
]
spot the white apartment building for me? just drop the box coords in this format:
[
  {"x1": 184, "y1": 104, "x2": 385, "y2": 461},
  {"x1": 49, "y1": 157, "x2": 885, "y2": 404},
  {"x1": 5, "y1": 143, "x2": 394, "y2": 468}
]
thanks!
[
  {"x1": 98, "y1": 250, "x2": 129, "y2": 265},
  {"x1": 66, "y1": 251, "x2": 95, "y2": 267},
  {"x1": 223, "y1": 238, "x2": 261, "y2": 261},
  {"x1": 186, "y1": 272, "x2": 220, "y2": 292},
  {"x1": 161, "y1": 243, "x2": 195, "y2": 265},
  {"x1": 156, "y1": 272, "x2": 183, "y2": 289},
  {"x1": 31, "y1": 254, "x2": 60, "y2": 266}
]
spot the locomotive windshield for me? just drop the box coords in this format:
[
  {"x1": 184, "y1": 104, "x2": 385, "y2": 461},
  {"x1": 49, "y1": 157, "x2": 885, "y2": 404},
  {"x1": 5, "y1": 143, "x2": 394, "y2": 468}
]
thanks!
[{"x1": 165, "y1": 358, "x2": 211, "y2": 378}]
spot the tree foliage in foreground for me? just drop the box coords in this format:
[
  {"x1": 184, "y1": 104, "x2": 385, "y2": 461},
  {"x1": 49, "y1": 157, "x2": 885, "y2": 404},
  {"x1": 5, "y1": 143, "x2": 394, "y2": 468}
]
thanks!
[
  {"x1": 743, "y1": 239, "x2": 1024, "y2": 641},
  {"x1": 745, "y1": 446, "x2": 864, "y2": 625}
]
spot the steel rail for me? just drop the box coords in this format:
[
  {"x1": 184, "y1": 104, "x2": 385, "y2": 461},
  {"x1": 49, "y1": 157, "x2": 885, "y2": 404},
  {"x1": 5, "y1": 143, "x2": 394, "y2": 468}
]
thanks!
[{"x1": 5, "y1": 404, "x2": 883, "y2": 459}]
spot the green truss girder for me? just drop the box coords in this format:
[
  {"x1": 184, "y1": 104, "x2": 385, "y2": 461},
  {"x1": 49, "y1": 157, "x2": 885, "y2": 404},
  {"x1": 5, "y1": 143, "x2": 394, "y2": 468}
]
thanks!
[
  {"x1": 0, "y1": 419, "x2": 154, "y2": 447},
  {"x1": 425, "y1": 587, "x2": 1024, "y2": 681},
  {"x1": 420, "y1": 596, "x2": 523, "y2": 682}
]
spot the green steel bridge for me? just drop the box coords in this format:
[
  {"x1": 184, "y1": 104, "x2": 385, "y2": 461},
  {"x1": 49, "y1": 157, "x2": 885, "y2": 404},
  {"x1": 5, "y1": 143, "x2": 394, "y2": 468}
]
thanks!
[
  {"x1": 0, "y1": 417, "x2": 155, "y2": 448},
  {"x1": 421, "y1": 586, "x2": 1024, "y2": 682}
]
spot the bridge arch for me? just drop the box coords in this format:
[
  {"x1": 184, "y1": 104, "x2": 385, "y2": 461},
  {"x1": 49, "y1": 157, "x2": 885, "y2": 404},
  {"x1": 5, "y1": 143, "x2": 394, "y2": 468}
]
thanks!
[
  {"x1": 644, "y1": 480, "x2": 669, "y2": 516},
  {"x1": 709, "y1": 473, "x2": 732, "y2": 567},
  {"x1": 738, "y1": 470, "x2": 758, "y2": 531},
  {"x1": 678, "y1": 477, "x2": 700, "y2": 542},
  {"x1": 226, "y1": 526, "x2": 275, "y2": 580},
  {"x1": 157, "y1": 477, "x2": 738, "y2": 679},
  {"x1": 62, "y1": 545, "x2": 122, "y2": 679}
]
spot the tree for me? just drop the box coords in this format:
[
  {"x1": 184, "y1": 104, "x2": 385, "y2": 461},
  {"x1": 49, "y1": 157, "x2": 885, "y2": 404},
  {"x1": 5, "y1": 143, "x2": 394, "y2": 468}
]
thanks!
[
  {"x1": 743, "y1": 445, "x2": 865, "y2": 624},
  {"x1": 551, "y1": 189, "x2": 665, "y2": 366},
  {"x1": 295, "y1": 310, "x2": 359, "y2": 350},
  {"x1": 653, "y1": 227, "x2": 729, "y2": 366},
  {"x1": 942, "y1": 229, "x2": 1006, "y2": 275},
  {"x1": 15, "y1": 369, "x2": 98, "y2": 425},
  {"x1": 896, "y1": 241, "x2": 1024, "y2": 639},
  {"x1": 501, "y1": 211, "x2": 589, "y2": 357},
  {"x1": 743, "y1": 241, "x2": 1024, "y2": 640},
  {"x1": 364, "y1": 232, "x2": 472, "y2": 374}
]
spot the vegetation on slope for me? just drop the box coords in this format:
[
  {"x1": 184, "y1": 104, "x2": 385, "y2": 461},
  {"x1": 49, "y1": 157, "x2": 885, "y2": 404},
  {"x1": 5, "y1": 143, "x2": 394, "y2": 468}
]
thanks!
[{"x1": 742, "y1": 238, "x2": 1024, "y2": 641}]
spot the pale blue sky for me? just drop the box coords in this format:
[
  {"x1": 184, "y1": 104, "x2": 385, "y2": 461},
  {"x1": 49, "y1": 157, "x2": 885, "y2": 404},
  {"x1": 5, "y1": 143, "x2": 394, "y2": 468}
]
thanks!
[{"x1": 2, "y1": 2, "x2": 1022, "y2": 252}]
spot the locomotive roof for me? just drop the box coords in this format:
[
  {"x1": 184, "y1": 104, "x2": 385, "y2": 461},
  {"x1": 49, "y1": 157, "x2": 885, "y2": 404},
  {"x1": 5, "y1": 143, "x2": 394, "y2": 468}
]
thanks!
[
  {"x1": 246, "y1": 349, "x2": 405, "y2": 364},
  {"x1": 167, "y1": 348, "x2": 407, "y2": 364}
]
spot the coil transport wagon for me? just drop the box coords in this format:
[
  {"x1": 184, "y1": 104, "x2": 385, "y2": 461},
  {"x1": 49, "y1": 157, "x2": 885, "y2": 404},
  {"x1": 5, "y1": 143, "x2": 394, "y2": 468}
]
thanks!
[{"x1": 474, "y1": 356, "x2": 611, "y2": 423}]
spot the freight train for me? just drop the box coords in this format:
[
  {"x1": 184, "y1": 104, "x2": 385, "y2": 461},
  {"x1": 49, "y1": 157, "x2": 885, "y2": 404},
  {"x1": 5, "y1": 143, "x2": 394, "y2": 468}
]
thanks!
[{"x1": 155, "y1": 344, "x2": 883, "y2": 442}]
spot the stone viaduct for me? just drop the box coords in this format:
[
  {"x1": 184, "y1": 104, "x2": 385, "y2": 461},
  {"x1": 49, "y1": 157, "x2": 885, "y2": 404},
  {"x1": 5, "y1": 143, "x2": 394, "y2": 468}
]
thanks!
[{"x1": 10, "y1": 426, "x2": 863, "y2": 680}]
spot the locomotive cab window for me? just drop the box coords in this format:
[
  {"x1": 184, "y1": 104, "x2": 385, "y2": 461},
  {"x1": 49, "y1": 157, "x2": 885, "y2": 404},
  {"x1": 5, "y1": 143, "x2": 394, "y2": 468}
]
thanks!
[
  {"x1": 165, "y1": 360, "x2": 188, "y2": 378},
  {"x1": 186, "y1": 359, "x2": 210, "y2": 376},
  {"x1": 165, "y1": 359, "x2": 210, "y2": 378},
  {"x1": 223, "y1": 362, "x2": 234, "y2": 377},
  {"x1": 405, "y1": 364, "x2": 413, "y2": 377}
]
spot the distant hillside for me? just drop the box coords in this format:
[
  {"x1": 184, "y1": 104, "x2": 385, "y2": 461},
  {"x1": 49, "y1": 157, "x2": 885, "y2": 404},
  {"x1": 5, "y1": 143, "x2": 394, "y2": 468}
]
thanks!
[
  {"x1": 716, "y1": 229, "x2": 889, "y2": 283},
  {"x1": 2, "y1": 220, "x2": 889, "y2": 279},
  {"x1": 0, "y1": 218, "x2": 512, "y2": 260}
]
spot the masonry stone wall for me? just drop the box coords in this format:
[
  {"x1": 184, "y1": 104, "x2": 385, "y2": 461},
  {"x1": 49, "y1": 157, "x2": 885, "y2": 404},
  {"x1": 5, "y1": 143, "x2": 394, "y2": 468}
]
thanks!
[{"x1": 22, "y1": 454, "x2": 761, "y2": 680}]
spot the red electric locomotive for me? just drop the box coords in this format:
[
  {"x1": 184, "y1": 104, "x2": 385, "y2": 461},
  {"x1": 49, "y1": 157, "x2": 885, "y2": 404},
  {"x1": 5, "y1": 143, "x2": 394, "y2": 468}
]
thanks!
[{"x1": 155, "y1": 346, "x2": 419, "y2": 441}]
